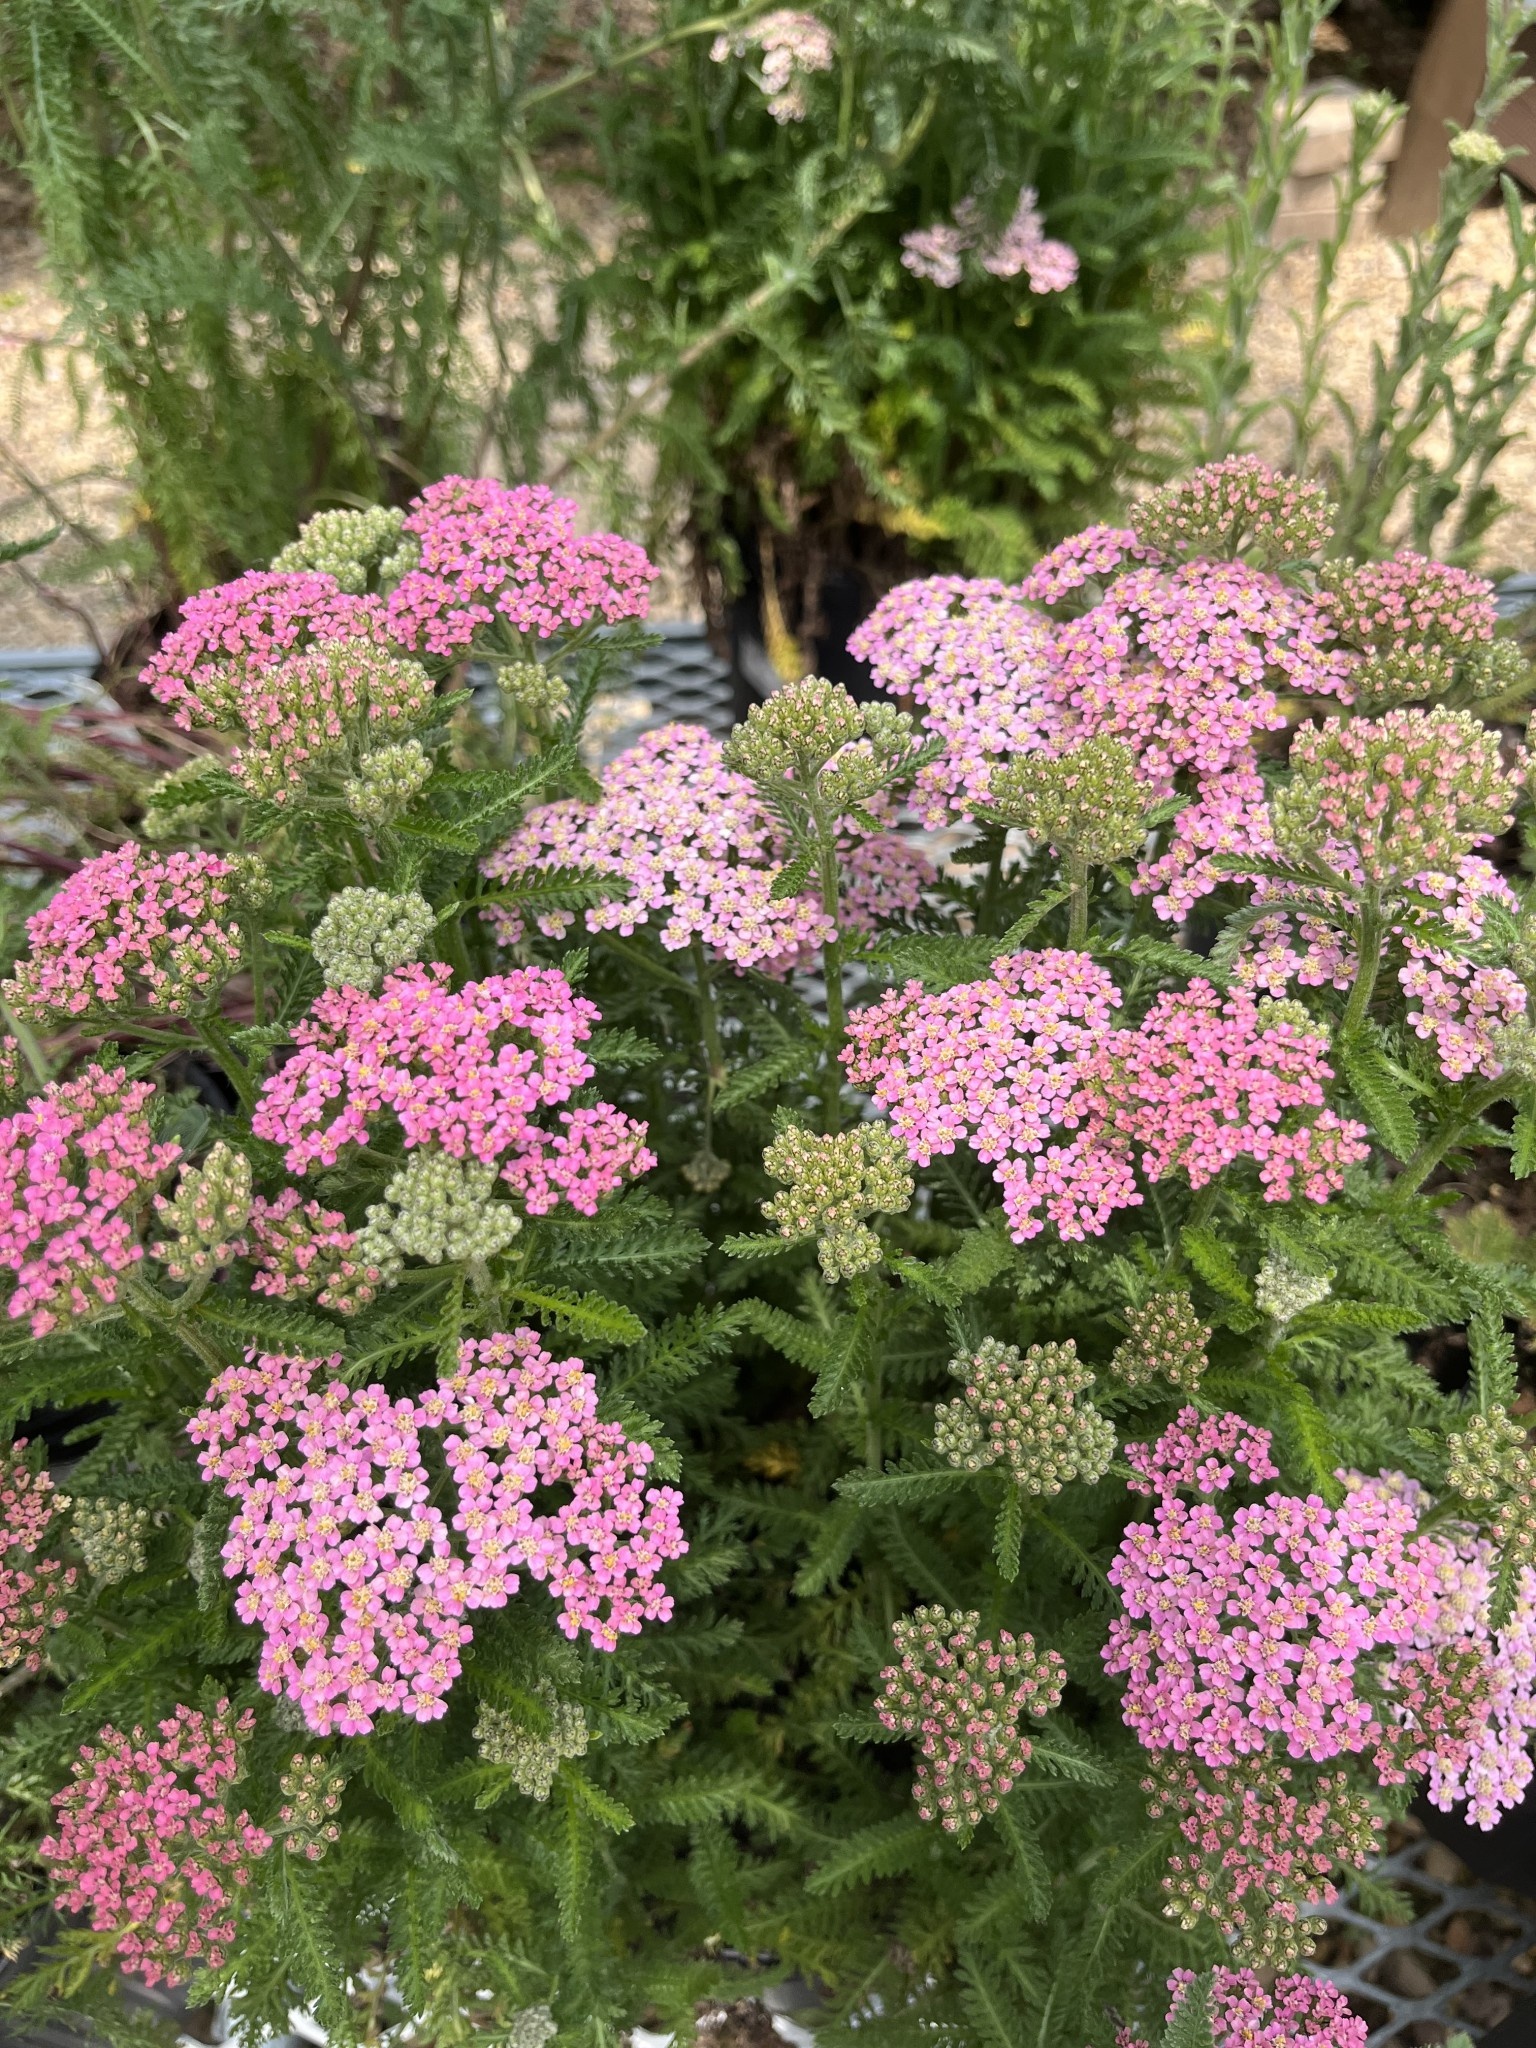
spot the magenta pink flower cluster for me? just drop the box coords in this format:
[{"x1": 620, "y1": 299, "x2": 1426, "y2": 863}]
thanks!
[
  {"x1": 873, "y1": 1606, "x2": 1066, "y2": 1832},
  {"x1": 709, "y1": 10, "x2": 835, "y2": 122},
  {"x1": 384, "y1": 477, "x2": 655, "y2": 658},
  {"x1": 246, "y1": 1190, "x2": 383, "y2": 1315},
  {"x1": 188, "y1": 1333, "x2": 687, "y2": 1733},
  {"x1": 901, "y1": 186, "x2": 1078, "y2": 295},
  {"x1": 1125, "y1": 1407, "x2": 1279, "y2": 1499},
  {"x1": 4, "y1": 843, "x2": 244, "y2": 1022},
  {"x1": 1146, "y1": 1968, "x2": 1367, "y2": 2048},
  {"x1": 0, "y1": 1442, "x2": 74, "y2": 1673},
  {"x1": 845, "y1": 961, "x2": 1364, "y2": 1243},
  {"x1": 1106, "y1": 1442, "x2": 1521, "y2": 1807},
  {"x1": 0, "y1": 1066, "x2": 180, "y2": 1336},
  {"x1": 251, "y1": 961, "x2": 654, "y2": 1215},
  {"x1": 143, "y1": 569, "x2": 384, "y2": 726},
  {"x1": 39, "y1": 1701, "x2": 272, "y2": 1986}
]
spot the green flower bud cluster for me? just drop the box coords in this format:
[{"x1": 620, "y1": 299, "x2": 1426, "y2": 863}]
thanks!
[
  {"x1": 987, "y1": 736, "x2": 1148, "y2": 865},
  {"x1": 761, "y1": 1123, "x2": 913, "y2": 1280},
  {"x1": 140, "y1": 758, "x2": 225, "y2": 841},
  {"x1": 356, "y1": 1150, "x2": 522, "y2": 1281},
  {"x1": 497, "y1": 662, "x2": 570, "y2": 725},
  {"x1": 276, "y1": 1752, "x2": 347, "y2": 1861},
  {"x1": 1111, "y1": 1291, "x2": 1209, "y2": 1393},
  {"x1": 311, "y1": 888, "x2": 435, "y2": 994},
  {"x1": 934, "y1": 1337, "x2": 1115, "y2": 1494},
  {"x1": 724, "y1": 677, "x2": 924, "y2": 812},
  {"x1": 1135, "y1": 458, "x2": 1334, "y2": 564},
  {"x1": 474, "y1": 1682, "x2": 587, "y2": 1802},
  {"x1": 1348, "y1": 638, "x2": 1526, "y2": 712},
  {"x1": 507, "y1": 2009, "x2": 557, "y2": 2048},
  {"x1": 344, "y1": 739, "x2": 432, "y2": 830},
  {"x1": 1255, "y1": 1252, "x2": 1333, "y2": 1326},
  {"x1": 272, "y1": 506, "x2": 408, "y2": 594},
  {"x1": 1493, "y1": 1020, "x2": 1536, "y2": 1087},
  {"x1": 1449, "y1": 128, "x2": 1508, "y2": 169},
  {"x1": 153, "y1": 1141, "x2": 253, "y2": 1283},
  {"x1": 682, "y1": 1146, "x2": 732, "y2": 1195},
  {"x1": 1446, "y1": 1411, "x2": 1536, "y2": 1568},
  {"x1": 73, "y1": 1498, "x2": 150, "y2": 1585}
]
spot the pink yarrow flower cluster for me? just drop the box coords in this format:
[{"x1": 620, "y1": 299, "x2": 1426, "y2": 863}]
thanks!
[
  {"x1": 0, "y1": 1067, "x2": 180, "y2": 1335},
  {"x1": 1106, "y1": 1445, "x2": 1520, "y2": 1807},
  {"x1": 142, "y1": 569, "x2": 384, "y2": 727},
  {"x1": 846, "y1": 963, "x2": 1363, "y2": 1243},
  {"x1": 901, "y1": 186, "x2": 1078, "y2": 295},
  {"x1": 188, "y1": 1333, "x2": 687, "y2": 1733},
  {"x1": 1134, "y1": 1969, "x2": 1368, "y2": 2048},
  {"x1": 246, "y1": 1190, "x2": 383, "y2": 1315},
  {"x1": 4, "y1": 843, "x2": 246, "y2": 1021},
  {"x1": 1126, "y1": 1407, "x2": 1279, "y2": 1499},
  {"x1": 384, "y1": 477, "x2": 655, "y2": 658},
  {"x1": 873, "y1": 1606, "x2": 1066, "y2": 1832},
  {"x1": 709, "y1": 10, "x2": 834, "y2": 122},
  {"x1": 251, "y1": 962, "x2": 653, "y2": 1215},
  {"x1": 39, "y1": 1702, "x2": 272, "y2": 1986},
  {"x1": 483, "y1": 722, "x2": 837, "y2": 972},
  {"x1": 1325, "y1": 549, "x2": 1496, "y2": 651},
  {"x1": 0, "y1": 1442, "x2": 74, "y2": 1672}
]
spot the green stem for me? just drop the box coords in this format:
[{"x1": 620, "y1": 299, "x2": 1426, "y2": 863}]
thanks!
[
  {"x1": 196, "y1": 1014, "x2": 255, "y2": 1115},
  {"x1": 815, "y1": 824, "x2": 847, "y2": 1134},
  {"x1": 690, "y1": 938, "x2": 726, "y2": 1155},
  {"x1": 1160, "y1": 1183, "x2": 1218, "y2": 1279},
  {"x1": 1393, "y1": 1078, "x2": 1509, "y2": 1201},
  {"x1": 1340, "y1": 892, "x2": 1383, "y2": 1037},
  {"x1": 1066, "y1": 848, "x2": 1090, "y2": 950}
]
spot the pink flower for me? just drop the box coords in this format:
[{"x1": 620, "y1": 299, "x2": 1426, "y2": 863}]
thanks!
[
  {"x1": 142, "y1": 570, "x2": 384, "y2": 727},
  {"x1": 710, "y1": 10, "x2": 834, "y2": 122},
  {"x1": 39, "y1": 1702, "x2": 272, "y2": 1987},
  {"x1": 0, "y1": 1442, "x2": 74, "y2": 1673},
  {"x1": 4, "y1": 843, "x2": 247, "y2": 1022},
  {"x1": 1159, "y1": 1968, "x2": 1367, "y2": 2048},
  {"x1": 384, "y1": 476, "x2": 655, "y2": 658},
  {"x1": 978, "y1": 187, "x2": 1078, "y2": 293},
  {"x1": 246, "y1": 1189, "x2": 382, "y2": 1315},
  {"x1": 0, "y1": 1067, "x2": 180, "y2": 1336},
  {"x1": 251, "y1": 961, "x2": 654, "y2": 1213},
  {"x1": 1126, "y1": 1408, "x2": 1279, "y2": 1499},
  {"x1": 188, "y1": 1333, "x2": 688, "y2": 1733}
]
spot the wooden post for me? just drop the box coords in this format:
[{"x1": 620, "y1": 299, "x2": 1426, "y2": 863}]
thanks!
[{"x1": 1378, "y1": 0, "x2": 1536, "y2": 234}]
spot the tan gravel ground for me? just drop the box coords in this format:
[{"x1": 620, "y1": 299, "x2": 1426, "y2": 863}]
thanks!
[{"x1": 3, "y1": 196, "x2": 1536, "y2": 653}]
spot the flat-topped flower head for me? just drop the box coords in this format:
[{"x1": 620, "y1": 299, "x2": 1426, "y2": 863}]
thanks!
[
  {"x1": 0, "y1": 1442, "x2": 74, "y2": 1672},
  {"x1": 761, "y1": 1123, "x2": 913, "y2": 1279},
  {"x1": 355, "y1": 1150, "x2": 523, "y2": 1283},
  {"x1": 1132, "y1": 456, "x2": 1335, "y2": 565},
  {"x1": 484, "y1": 722, "x2": 836, "y2": 973},
  {"x1": 475, "y1": 1680, "x2": 587, "y2": 1801},
  {"x1": 154, "y1": 1142, "x2": 253, "y2": 1285},
  {"x1": 0, "y1": 1067, "x2": 180, "y2": 1336},
  {"x1": 934, "y1": 1336, "x2": 1114, "y2": 1493},
  {"x1": 252, "y1": 961, "x2": 654, "y2": 1216},
  {"x1": 1157, "y1": 1968, "x2": 1368, "y2": 2048},
  {"x1": 384, "y1": 475, "x2": 656, "y2": 658},
  {"x1": 39, "y1": 1702, "x2": 271, "y2": 1986},
  {"x1": 4, "y1": 844, "x2": 253, "y2": 1023},
  {"x1": 901, "y1": 186, "x2": 1077, "y2": 295},
  {"x1": 188, "y1": 1332, "x2": 687, "y2": 1731},
  {"x1": 246, "y1": 1190, "x2": 382, "y2": 1315},
  {"x1": 73, "y1": 1500, "x2": 150, "y2": 1587},
  {"x1": 142, "y1": 569, "x2": 384, "y2": 726},
  {"x1": 271, "y1": 505, "x2": 409, "y2": 594},
  {"x1": 1124, "y1": 1407, "x2": 1278, "y2": 1498},
  {"x1": 311, "y1": 887, "x2": 434, "y2": 993},
  {"x1": 986, "y1": 733, "x2": 1149, "y2": 865},
  {"x1": 1321, "y1": 549, "x2": 1497, "y2": 653},
  {"x1": 874, "y1": 1606, "x2": 1066, "y2": 1834},
  {"x1": 1272, "y1": 705, "x2": 1517, "y2": 888},
  {"x1": 1111, "y1": 1291, "x2": 1210, "y2": 1392},
  {"x1": 848, "y1": 577, "x2": 1059, "y2": 822},
  {"x1": 709, "y1": 9, "x2": 834, "y2": 122}
]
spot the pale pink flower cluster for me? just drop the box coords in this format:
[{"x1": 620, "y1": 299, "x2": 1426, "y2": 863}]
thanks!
[
  {"x1": 1157, "y1": 1968, "x2": 1367, "y2": 2048},
  {"x1": 709, "y1": 10, "x2": 834, "y2": 122},
  {"x1": 143, "y1": 569, "x2": 384, "y2": 726},
  {"x1": 1093, "y1": 984, "x2": 1368, "y2": 1205},
  {"x1": 384, "y1": 477, "x2": 656, "y2": 658},
  {"x1": 1015, "y1": 525, "x2": 1147, "y2": 606},
  {"x1": 1125, "y1": 1407, "x2": 1279, "y2": 1499},
  {"x1": 1131, "y1": 456, "x2": 1336, "y2": 565},
  {"x1": 846, "y1": 581, "x2": 1059, "y2": 822},
  {"x1": 251, "y1": 962, "x2": 654, "y2": 1214},
  {"x1": 901, "y1": 187, "x2": 1078, "y2": 295},
  {"x1": 1424, "y1": 1562, "x2": 1536, "y2": 1828},
  {"x1": 0, "y1": 1067, "x2": 180, "y2": 1335},
  {"x1": 246, "y1": 1190, "x2": 383, "y2": 1315},
  {"x1": 0, "y1": 1442, "x2": 74, "y2": 1672},
  {"x1": 840, "y1": 830, "x2": 936, "y2": 930},
  {"x1": 38, "y1": 1702, "x2": 272, "y2": 1986},
  {"x1": 484, "y1": 722, "x2": 837, "y2": 972},
  {"x1": 4, "y1": 844, "x2": 244, "y2": 1021},
  {"x1": 843, "y1": 948, "x2": 1137, "y2": 1242},
  {"x1": 873, "y1": 1606, "x2": 1066, "y2": 1832},
  {"x1": 1105, "y1": 1451, "x2": 1521, "y2": 1809},
  {"x1": 846, "y1": 964, "x2": 1362, "y2": 1243},
  {"x1": 188, "y1": 1333, "x2": 687, "y2": 1733}
]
